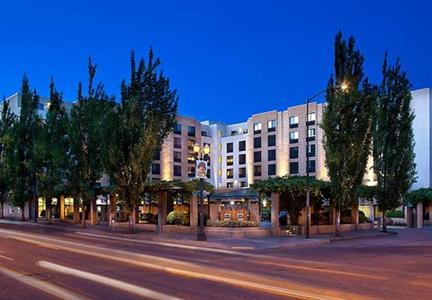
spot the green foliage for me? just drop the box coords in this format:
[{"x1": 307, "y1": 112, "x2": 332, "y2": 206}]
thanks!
[
  {"x1": 68, "y1": 59, "x2": 114, "y2": 208},
  {"x1": 359, "y1": 210, "x2": 369, "y2": 223},
  {"x1": 356, "y1": 185, "x2": 377, "y2": 200},
  {"x1": 386, "y1": 210, "x2": 404, "y2": 218},
  {"x1": 107, "y1": 50, "x2": 178, "y2": 213},
  {"x1": 139, "y1": 212, "x2": 157, "y2": 224},
  {"x1": 166, "y1": 210, "x2": 189, "y2": 226},
  {"x1": 406, "y1": 188, "x2": 432, "y2": 206},
  {"x1": 373, "y1": 54, "x2": 416, "y2": 213},
  {"x1": 321, "y1": 32, "x2": 376, "y2": 226},
  {"x1": 206, "y1": 220, "x2": 258, "y2": 227}
]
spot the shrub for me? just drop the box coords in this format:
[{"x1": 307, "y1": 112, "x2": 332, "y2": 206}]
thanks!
[
  {"x1": 359, "y1": 210, "x2": 368, "y2": 223},
  {"x1": 386, "y1": 210, "x2": 404, "y2": 218},
  {"x1": 166, "y1": 211, "x2": 189, "y2": 226},
  {"x1": 139, "y1": 212, "x2": 157, "y2": 224},
  {"x1": 206, "y1": 220, "x2": 258, "y2": 227}
]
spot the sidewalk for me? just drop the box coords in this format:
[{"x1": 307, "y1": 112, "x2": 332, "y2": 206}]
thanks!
[{"x1": 0, "y1": 218, "x2": 397, "y2": 251}]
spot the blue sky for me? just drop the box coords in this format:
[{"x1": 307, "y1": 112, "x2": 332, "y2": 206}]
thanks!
[{"x1": 0, "y1": 0, "x2": 431, "y2": 124}]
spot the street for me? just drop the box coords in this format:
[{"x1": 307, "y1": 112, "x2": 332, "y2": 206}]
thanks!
[{"x1": 0, "y1": 223, "x2": 431, "y2": 300}]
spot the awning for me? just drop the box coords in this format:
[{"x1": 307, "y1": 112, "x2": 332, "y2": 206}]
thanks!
[{"x1": 209, "y1": 188, "x2": 259, "y2": 202}]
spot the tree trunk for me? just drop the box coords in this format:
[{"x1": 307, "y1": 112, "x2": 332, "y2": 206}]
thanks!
[
  {"x1": 335, "y1": 208, "x2": 341, "y2": 237},
  {"x1": 382, "y1": 209, "x2": 387, "y2": 232},
  {"x1": 82, "y1": 205, "x2": 86, "y2": 228},
  {"x1": 21, "y1": 206, "x2": 25, "y2": 221},
  {"x1": 46, "y1": 198, "x2": 52, "y2": 224},
  {"x1": 0, "y1": 197, "x2": 4, "y2": 219},
  {"x1": 33, "y1": 197, "x2": 38, "y2": 223}
]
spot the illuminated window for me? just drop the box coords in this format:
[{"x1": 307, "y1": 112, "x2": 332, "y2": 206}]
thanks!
[
  {"x1": 226, "y1": 155, "x2": 234, "y2": 166},
  {"x1": 267, "y1": 120, "x2": 276, "y2": 132},
  {"x1": 253, "y1": 122, "x2": 262, "y2": 134},
  {"x1": 307, "y1": 112, "x2": 316, "y2": 122}
]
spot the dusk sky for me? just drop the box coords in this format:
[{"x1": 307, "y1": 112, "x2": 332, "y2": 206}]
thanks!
[{"x1": 0, "y1": 0, "x2": 431, "y2": 124}]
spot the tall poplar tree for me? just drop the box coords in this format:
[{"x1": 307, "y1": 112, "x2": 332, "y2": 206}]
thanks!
[
  {"x1": 37, "y1": 78, "x2": 70, "y2": 221},
  {"x1": 10, "y1": 75, "x2": 42, "y2": 221},
  {"x1": 0, "y1": 100, "x2": 15, "y2": 218},
  {"x1": 373, "y1": 54, "x2": 416, "y2": 232},
  {"x1": 69, "y1": 59, "x2": 114, "y2": 228},
  {"x1": 106, "y1": 50, "x2": 178, "y2": 233},
  {"x1": 321, "y1": 32, "x2": 376, "y2": 236}
]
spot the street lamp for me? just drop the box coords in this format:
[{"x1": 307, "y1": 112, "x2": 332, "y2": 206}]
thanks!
[
  {"x1": 193, "y1": 143, "x2": 210, "y2": 241},
  {"x1": 304, "y1": 82, "x2": 348, "y2": 239}
]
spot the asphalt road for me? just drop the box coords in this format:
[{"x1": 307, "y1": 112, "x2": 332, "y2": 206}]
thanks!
[{"x1": 0, "y1": 223, "x2": 431, "y2": 300}]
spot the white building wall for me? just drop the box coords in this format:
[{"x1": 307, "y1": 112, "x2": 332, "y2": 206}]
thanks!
[{"x1": 411, "y1": 88, "x2": 432, "y2": 189}]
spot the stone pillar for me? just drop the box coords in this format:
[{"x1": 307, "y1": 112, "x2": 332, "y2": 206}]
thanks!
[
  {"x1": 352, "y1": 204, "x2": 359, "y2": 230},
  {"x1": 299, "y1": 207, "x2": 307, "y2": 226},
  {"x1": 249, "y1": 202, "x2": 260, "y2": 223},
  {"x1": 90, "y1": 200, "x2": 97, "y2": 225},
  {"x1": 416, "y1": 202, "x2": 423, "y2": 228},
  {"x1": 406, "y1": 207, "x2": 414, "y2": 228},
  {"x1": 428, "y1": 203, "x2": 432, "y2": 224},
  {"x1": 73, "y1": 202, "x2": 80, "y2": 224},
  {"x1": 190, "y1": 194, "x2": 198, "y2": 233},
  {"x1": 370, "y1": 204, "x2": 375, "y2": 222},
  {"x1": 59, "y1": 195, "x2": 65, "y2": 220},
  {"x1": 157, "y1": 191, "x2": 167, "y2": 233},
  {"x1": 271, "y1": 192, "x2": 280, "y2": 237}
]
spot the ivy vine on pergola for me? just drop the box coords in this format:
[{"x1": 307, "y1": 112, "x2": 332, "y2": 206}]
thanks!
[{"x1": 406, "y1": 188, "x2": 432, "y2": 206}]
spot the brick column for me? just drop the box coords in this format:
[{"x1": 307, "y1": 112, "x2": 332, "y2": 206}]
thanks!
[
  {"x1": 59, "y1": 195, "x2": 65, "y2": 220},
  {"x1": 428, "y1": 203, "x2": 432, "y2": 224},
  {"x1": 108, "y1": 194, "x2": 117, "y2": 228},
  {"x1": 352, "y1": 204, "x2": 359, "y2": 230},
  {"x1": 73, "y1": 201, "x2": 80, "y2": 224},
  {"x1": 271, "y1": 192, "x2": 280, "y2": 237},
  {"x1": 190, "y1": 194, "x2": 198, "y2": 233},
  {"x1": 157, "y1": 191, "x2": 168, "y2": 233},
  {"x1": 416, "y1": 202, "x2": 423, "y2": 228},
  {"x1": 406, "y1": 207, "x2": 413, "y2": 228},
  {"x1": 90, "y1": 200, "x2": 97, "y2": 225}
]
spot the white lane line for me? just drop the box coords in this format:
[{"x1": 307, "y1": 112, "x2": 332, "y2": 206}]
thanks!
[
  {"x1": 37, "y1": 261, "x2": 183, "y2": 300},
  {"x1": 0, "y1": 266, "x2": 89, "y2": 300},
  {"x1": 0, "y1": 254, "x2": 14, "y2": 261}
]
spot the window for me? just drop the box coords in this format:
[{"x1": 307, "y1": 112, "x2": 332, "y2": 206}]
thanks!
[
  {"x1": 253, "y1": 166, "x2": 262, "y2": 177},
  {"x1": 253, "y1": 122, "x2": 262, "y2": 134},
  {"x1": 307, "y1": 128, "x2": 316, "y2": 141},
  {"x1": 268, "y1": 164, "x2": 276, "y2": 176},
  {"x1": 240, "y1": 181, "x2": 247, "y2": 187},
  {"x1": 218, "y1": 143, "x2": 222, "y2": 150},
  {"x1": 290, "y1": 162, "x2": 299, "y2": 174},
  {"x1": 239, "y1": 154, "x2": 246, "y2": 165},
  {"x1": 218, "y1": 168, "x2": 222, "y2": 176},
  {"x1": 307, "y1": 112, "x2": 316, "y2": 124},
  {"x1": 226, "y1": 155, "x2": 234, "y2": 166},
  {"x1": 289, "y1": 116, "x2": 299, "y2": 128},
  {"x1": 289, "y1": 131, "x2": 299, "y2": 143},
  {"x1": 226, "y1": 142, "x2": 233, "y2": 153},
  {"x1": 218, "y1": 156, "x2": 222, "y2": 164},
  {"x1": 153, "y1": 150, "x2": 160, "y2": 161},
  {"x1": 268, "y1": 149, "x2": 276, "y2": 161},
  {"x1": 174, "y1": 137, "x2": 181, "y2": 148},
  {"x1": 207, "y1": 169, "x2": 211, "y2": 179},
  {"x1": 308, "y1": 160, "x2": 316, "y2": 173},
  {"x1": 187, "y1": 139, "x2": 195, "y2": 151},
  {"x1": 174, "y1": 123, "x2": 182, "y2": 135},
  {"x1": 174, "y1": 165, "x2": 182, "y2": 177},
  {"x1": 239, "y1": 167, "x2": 246, "y2": 178},
  {"x1": 254, "y1": 151, "x2": 261, "y2": 162},
  {"x1": 307, "y1": 144, "x2": 316, "y2": 157},
  {"x1": 188, "y1": 126, "x2": 196, "y2": 137},
  {"x1": 227, "y1": 182, "x2": 234, "y2": 188},
  {"x1": 227, "y1": 169, "x2": 234, "y2": 179},
  {"x1": 254, "y1": 137, "x2": 261, "y2": 148},
  {"x1": 201, "y1": 131, "x2": 207, "y2": 136},
  {"x1": 231, "y1": 131, "x2": 237, "y2": 136},
  {"x1": 188, "y1": 166, "x2": 196, "y2": 177},
  {"x1": 267, "y1": 120, "x2": 276, "y2": 132},
  {"x1": 151, "y1": 163, "x2": 160, "y2": 175},
  {"x1": 187, "y1": 154, "x2": 195, "y2": 164},
  {"x1": 174, "y1": 151, "x2": 182, "y2": 163},
  {"x1": 267, "y1": 135, "x2": 276, "y2": 147},
  {"x1": 239, "y1": 140, "x2": 246, "y2": 151},
  {"x1": 290, "y1": 147, "x2": 299, "y2": 159}
]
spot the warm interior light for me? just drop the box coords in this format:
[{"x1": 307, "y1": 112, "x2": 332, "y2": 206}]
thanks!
[
  {"x1": 203, "y1": 144, "x2": 210, "y2": 155},
  {"x1": 341, "y1": 81, "x2": 349, "y2": 91},
  {"x1": 193, "y1": 143, "x2": 200, "y2": 153}
]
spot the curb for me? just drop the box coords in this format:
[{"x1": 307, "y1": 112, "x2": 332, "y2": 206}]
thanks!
[{"x1": 329, "y1": 231, "x2": 397, "y2": 242}]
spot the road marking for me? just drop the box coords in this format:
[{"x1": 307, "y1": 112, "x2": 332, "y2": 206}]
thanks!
[
  {"x1": 36, "y1": 243, "x2": 59, "y2": 250},
  {"x1": 231, "y1": 246, "x2": 255, "y2": 250},
  {"x1": 0, "y1": 254, "x2": 14, "y2": 261},
  {"x1": 38, "y1": 261, "x2": 183, "y2": 300},
  {"x1": 0, "y1": 266, "x2": 89, "y2": 300}
]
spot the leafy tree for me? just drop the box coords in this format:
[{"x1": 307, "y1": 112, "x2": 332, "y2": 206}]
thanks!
[
  {"x1": 373, "y1": 54, "x2": 416, "y2": 232},
  {"x1": 10, "y1": 76, "x2": 42, "y2": 221},
  {"x1": 0, "y1": 99, "x2": 15, "y2": 218},
  {"x1": 406, "y1": 188, "x2": 432, "y2": 206},
  {"x1": 321, "y1": 32, "x2": 376, "y2": 236},
  {"x1": 37, "y1": 78, "x2": 70, "y2": 222},
  {"x1": 106, "y1": 50, "x2": 178, "y2": 233},
  {"x1": 69, "y1": 59, "x2": 114, "y2": 228}
]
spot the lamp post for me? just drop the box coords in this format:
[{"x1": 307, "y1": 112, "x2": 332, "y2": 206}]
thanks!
[
  {"x1": 304, "y1": 82, "x2": 348, "y2": 239},
  {"x1": 193, "y1": 143, "x2": 210, "y2": 241}
]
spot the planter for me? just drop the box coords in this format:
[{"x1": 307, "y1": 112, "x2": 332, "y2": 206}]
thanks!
[{"x1": 204, "y1": 227, "x2": 271, "y2": 238}]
